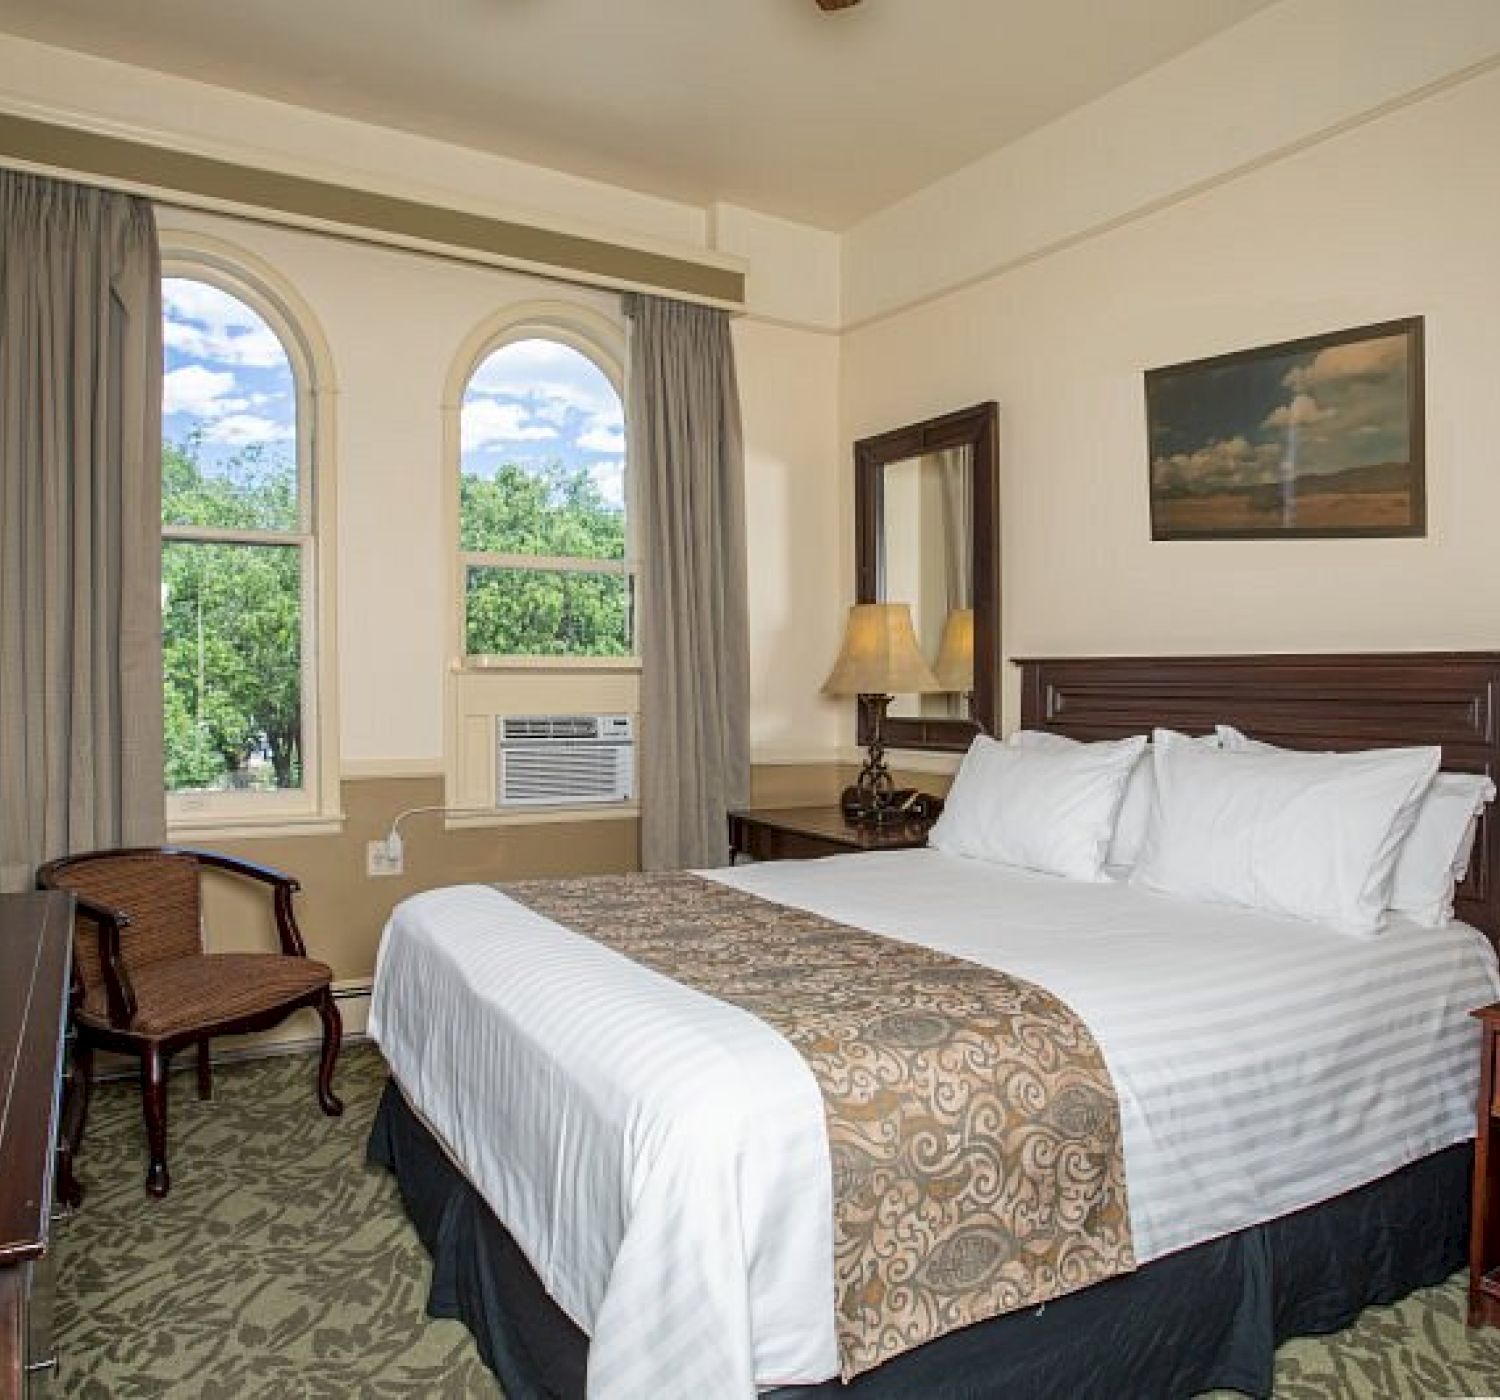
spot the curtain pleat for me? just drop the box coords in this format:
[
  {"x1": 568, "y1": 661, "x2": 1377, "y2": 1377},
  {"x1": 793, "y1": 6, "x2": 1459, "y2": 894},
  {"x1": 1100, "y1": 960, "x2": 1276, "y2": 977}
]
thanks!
[
  {"x1": 1, "y1": 170, "x2": 164, "y2": 891},
  {"x1": 624, "y1": 293, "x2": 749, "y2": 870}
]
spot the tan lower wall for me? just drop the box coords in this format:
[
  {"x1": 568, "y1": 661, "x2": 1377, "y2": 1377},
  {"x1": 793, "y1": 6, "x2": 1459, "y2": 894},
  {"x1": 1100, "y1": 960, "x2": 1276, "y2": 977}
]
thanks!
[
  {"x1": 197, "y1": 775, "x2": 639, "y2": 983},
  {"x1": 197, "y1": 763, "x2": 896, "y2": 989}
]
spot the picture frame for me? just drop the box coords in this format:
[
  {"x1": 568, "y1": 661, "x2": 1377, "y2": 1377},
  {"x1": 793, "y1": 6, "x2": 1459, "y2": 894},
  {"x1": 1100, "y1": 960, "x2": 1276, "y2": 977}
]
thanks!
[{"x1": 1145, "y1": 317, "x2": 1425, "y2": 540}]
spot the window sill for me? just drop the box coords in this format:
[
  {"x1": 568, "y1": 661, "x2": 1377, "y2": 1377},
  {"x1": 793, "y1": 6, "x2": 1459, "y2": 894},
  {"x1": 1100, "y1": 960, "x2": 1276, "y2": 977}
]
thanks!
[
  {"x1": 166, "y1": 812, "x2": 347, "y2": 842},
  {"x1": 443, "y1": 803, "x2": 638, "y2": 831},
  {"x1": 456, "y1": 655, "x2": 641, "y2": 674}
]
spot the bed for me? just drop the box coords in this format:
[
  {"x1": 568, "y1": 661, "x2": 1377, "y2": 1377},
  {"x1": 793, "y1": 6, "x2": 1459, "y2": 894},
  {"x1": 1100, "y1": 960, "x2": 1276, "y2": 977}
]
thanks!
[{"x1": 368, "y1": 652, "x2": 1500, "y2": 1399}]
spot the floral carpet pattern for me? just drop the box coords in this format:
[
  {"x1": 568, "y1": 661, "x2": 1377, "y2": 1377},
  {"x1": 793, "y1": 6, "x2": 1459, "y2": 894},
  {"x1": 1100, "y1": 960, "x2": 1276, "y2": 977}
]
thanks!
[{"x1": 54, "y1": 1045, "x2": 1500, "y2": 1398}]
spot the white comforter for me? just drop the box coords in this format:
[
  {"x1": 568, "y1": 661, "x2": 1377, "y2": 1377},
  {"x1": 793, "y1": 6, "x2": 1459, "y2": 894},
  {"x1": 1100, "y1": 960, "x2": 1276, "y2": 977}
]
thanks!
[{"x1": 368, "y1": 849, "x2": 1499, "y2": 1400}]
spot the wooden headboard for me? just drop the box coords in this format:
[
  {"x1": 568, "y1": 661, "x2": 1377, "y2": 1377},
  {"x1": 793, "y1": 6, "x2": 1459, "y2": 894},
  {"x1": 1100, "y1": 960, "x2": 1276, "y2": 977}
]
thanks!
[{"x1": 1017, "y1": 652, "x2": 1500, "y2": 946}]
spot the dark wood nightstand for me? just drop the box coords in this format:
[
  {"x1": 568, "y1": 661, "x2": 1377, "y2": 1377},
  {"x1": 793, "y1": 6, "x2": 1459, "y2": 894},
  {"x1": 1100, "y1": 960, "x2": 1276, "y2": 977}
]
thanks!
[
  {"x1": 727, "y1": 805, "x2": 935, "y2": 862},
  {"x1": 1472, "y1": 1002, "x2": 1500, "y2": 1325}
]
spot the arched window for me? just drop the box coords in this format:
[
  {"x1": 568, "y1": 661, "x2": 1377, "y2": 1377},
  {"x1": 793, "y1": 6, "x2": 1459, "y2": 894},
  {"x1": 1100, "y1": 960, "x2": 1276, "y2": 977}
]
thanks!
[
  {"x1": 459, "y1": 326, "x2": 630, "y2": 658},
  {"x1": 160, "y1": 244, "x2": 336, "y2": 830}
]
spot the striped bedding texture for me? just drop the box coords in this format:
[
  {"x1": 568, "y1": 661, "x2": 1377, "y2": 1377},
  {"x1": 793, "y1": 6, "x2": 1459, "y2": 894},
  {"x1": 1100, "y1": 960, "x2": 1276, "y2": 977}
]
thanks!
[{"x1": 369, "y1": 847, "x2": 1500, "y2": 1399}]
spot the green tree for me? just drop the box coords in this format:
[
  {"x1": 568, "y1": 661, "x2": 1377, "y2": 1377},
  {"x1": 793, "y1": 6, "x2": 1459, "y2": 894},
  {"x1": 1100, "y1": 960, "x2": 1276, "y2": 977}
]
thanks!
[
  {"x1": 160, "y1": 444, "x2": 630, "y2": 791},
  {"x1": 162, "y1": 435, "x2": 302, "y2": 792},
  {"x1": 461, "y1": 462, "x2": 630, "y2": 657}
]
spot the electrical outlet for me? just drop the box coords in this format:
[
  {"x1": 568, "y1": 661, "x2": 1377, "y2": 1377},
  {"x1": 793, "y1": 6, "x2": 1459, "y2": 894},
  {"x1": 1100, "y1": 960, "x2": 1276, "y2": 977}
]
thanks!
[{"x1": 367, "y1": 839, "x2": 403, "y2": 877}]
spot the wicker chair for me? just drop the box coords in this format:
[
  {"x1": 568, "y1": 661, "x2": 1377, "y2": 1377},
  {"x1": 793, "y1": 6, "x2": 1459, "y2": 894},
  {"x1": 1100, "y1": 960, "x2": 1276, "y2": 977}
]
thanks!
[{"x1": 36, "y1": 846, "x2": 343, "y2": 1198}]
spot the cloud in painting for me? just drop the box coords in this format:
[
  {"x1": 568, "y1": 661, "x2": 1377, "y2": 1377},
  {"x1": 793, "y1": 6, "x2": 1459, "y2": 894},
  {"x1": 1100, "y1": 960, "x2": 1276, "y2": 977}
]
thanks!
[
  {"x1": 1262, "y1": 393, "x2": 1336, "y2": 431},
  {"x1": 1153, "y1": 436, "x2": 1281, "y2": 493},
  {"x1": 1152, "y1": 330, "x2": 1411, "y2": 492}
]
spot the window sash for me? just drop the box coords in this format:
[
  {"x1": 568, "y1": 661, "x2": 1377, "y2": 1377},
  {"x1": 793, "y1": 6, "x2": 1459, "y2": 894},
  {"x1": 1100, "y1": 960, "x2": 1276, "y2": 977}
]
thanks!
[
  {"x1": 162, "y1": 535, "x2": 315, "y2": 802},
  {"x1": 460, "y1": 549, "x2": 629, "y2": 577},
  {"x1": 163, "y1": 523, "x2": 311, "y2": 548}
]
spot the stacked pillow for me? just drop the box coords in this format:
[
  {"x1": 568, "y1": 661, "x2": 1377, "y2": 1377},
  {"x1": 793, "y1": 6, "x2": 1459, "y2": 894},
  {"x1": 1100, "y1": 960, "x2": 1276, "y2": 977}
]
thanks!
[
  {"x1": 928, "y1": 722, "x2": 1494, "y2": 935},
  {"x1": 928, "y1": 733, "x2": 1145, "y2": 882},
  {"x1": 1214, "y1": 725, "x2": 1494, "y2": 929}
]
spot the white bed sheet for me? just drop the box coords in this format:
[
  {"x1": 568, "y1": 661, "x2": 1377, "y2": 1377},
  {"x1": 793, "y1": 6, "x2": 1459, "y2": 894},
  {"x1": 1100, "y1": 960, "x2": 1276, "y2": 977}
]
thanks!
[{"x1": 368, "y1": 849, "x2": 1499, "y2": 1400}]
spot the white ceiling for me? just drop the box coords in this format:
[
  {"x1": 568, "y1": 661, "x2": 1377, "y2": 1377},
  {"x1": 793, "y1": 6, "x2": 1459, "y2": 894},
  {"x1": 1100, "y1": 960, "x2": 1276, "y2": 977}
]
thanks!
[{"x1": 0, "y1": 0, "x2": 1275, "y2": 229}]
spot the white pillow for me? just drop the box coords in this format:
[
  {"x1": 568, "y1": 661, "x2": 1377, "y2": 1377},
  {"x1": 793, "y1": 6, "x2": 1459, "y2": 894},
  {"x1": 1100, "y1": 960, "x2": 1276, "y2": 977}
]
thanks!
[
  {"x1": 929, "y1": 732, "x2": 1147, "y2": 881},
  {"x1": 1009, "y1": 728, "x2": 1219, "y2": 869},
  {"x1": 1132, "y1": 729, "x2": 1440, "y2": 935},
  {"x1": 1216, "y1": 725, "x2": 1495, "y2": 927}
]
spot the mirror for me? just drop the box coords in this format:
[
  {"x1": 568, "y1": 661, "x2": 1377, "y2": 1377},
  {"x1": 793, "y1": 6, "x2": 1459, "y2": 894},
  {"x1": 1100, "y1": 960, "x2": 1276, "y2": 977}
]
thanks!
[{"x1": 855, "y1": 403, "x2": 997, "y2": 752}]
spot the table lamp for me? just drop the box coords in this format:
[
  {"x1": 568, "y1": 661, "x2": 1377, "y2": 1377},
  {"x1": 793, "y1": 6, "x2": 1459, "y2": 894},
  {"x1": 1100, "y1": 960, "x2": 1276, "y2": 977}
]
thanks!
[
  {"x1": 932, "y1": 607, "x2": 975, "y2": 716},
  {"x1": 822, "y1": 602, "x2": 940, "y2": 823}
]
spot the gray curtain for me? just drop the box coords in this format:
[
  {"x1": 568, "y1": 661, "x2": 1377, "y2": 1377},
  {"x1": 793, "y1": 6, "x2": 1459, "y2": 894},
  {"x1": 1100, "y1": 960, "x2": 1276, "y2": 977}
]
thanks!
[
  {"x1": 624, "y1": 293, "x2": 749, "y2": 870},
  {"x1": 936, "y1": 447, "x2": 972, "y2": 611},
  {"x1": 1, "y1": 171, "x2": 165, "y2": 891}
]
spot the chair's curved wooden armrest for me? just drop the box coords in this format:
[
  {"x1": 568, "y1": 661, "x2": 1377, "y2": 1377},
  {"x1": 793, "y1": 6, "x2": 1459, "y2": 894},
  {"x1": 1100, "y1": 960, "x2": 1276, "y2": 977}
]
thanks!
[
  {"x1": 173, "y1": 847, "x2": 311, "y2": 958},
  {"x1": 68, "y1": 893, "x2": 138, "y2": 1029},
  {"x1": 172, "y1": 846, "x2": 302, "y2": 893}
]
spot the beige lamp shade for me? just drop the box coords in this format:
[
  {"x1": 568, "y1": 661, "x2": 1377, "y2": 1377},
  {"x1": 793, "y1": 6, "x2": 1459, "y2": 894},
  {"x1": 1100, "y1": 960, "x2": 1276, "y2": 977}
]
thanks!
[
  {"x1": 822, "y1": 602, "x2": 941, "y2": 696},
  {"x1": 932, "y1": 608, "x2": 975, "y2": 692}
]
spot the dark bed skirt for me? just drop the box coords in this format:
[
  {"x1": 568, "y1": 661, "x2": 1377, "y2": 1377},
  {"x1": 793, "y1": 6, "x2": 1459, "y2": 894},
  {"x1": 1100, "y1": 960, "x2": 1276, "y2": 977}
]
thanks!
[{"x1": 367, "y1": 1079, "x2": 1470, "y2": 1400}]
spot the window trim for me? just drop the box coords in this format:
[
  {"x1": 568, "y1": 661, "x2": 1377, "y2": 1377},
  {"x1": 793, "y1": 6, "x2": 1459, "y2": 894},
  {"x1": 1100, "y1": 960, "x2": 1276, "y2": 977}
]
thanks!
[
  {"x1": 443, "y1": 300, "x2": 631, "y2": 669},
  {"x1": 160, "y1": 232, "x2": 342, "y2": 836}
]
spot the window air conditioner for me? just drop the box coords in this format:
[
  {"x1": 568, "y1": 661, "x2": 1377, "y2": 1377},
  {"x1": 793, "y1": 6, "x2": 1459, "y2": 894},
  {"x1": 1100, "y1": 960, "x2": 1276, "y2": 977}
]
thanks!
[{"x1": 495, "y1": 714, "x2": 635, "y2": 807}]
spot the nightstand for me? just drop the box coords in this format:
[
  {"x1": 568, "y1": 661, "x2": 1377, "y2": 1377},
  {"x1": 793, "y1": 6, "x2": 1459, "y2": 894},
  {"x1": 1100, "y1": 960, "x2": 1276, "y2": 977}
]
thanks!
[
  {"x1": 727, "y1": 804, "x2": 935, "y2": 863},
  {"x1": 1472, "y1": 1002, "x2": 1500, "y2": 1326}
]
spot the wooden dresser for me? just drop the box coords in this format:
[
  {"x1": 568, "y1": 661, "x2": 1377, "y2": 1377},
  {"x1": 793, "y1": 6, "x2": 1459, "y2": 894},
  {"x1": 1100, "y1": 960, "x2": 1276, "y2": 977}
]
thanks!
[{"x1": 0, "y1": 893, "x2": 75, "y2": 1397}]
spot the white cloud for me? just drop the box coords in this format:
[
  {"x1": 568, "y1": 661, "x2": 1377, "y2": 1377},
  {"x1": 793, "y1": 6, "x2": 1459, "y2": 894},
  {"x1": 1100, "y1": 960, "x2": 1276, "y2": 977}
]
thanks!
[
  {"x1": 589, "y1": 459, "x2": 626, "y2": 508},
  {"x1": 576, "y1": 423, "x2": 625, "y2": 454},
  {"x1": 462, "y1": 398, "x2": 559, "y2": 450},
  {"x1": 468, "y1": 338, "x2": 620, "y2": 420},
  {"x1": 162, "y1": 278, "x2": 288, "y2": 369},
  {"x1": 163, "y1": 365, "x2": 247, "y2": 419},
  {"x1": 1262, "y1": 393, "x2": 1336, "y2": 431},
  {"x1": 1283, "y1": 335, "x2": 1406, "y2": 392},
  {"x1": 1153, "y1": 435, "x2": 1282, "y2": 492},
  {"x1": 202, "y1": 413, "x2": 295, "y2": 446}
]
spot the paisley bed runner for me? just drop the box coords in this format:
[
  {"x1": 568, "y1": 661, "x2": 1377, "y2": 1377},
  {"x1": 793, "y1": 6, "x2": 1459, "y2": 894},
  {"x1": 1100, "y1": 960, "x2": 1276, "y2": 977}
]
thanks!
[{"x1": 498, "y1": 871, "x2": 1134, "y2": 1379}]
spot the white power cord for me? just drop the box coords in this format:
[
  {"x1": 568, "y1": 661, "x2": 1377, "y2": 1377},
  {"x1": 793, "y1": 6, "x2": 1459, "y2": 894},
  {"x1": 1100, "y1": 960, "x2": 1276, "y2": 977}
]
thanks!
[{"x1": 382, "y1": 804, "x2": 487, "y2": 863}]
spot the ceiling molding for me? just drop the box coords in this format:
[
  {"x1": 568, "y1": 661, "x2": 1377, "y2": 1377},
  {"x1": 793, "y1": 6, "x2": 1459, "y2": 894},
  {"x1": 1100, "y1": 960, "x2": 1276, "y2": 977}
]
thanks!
[{"x1": 0, "y1": 109, "x2": 746, "y2": 309}]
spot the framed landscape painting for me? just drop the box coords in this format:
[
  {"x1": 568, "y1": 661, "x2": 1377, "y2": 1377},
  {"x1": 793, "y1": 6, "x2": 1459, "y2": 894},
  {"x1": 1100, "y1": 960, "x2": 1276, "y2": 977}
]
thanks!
[{"x1": 1146, "y1": 317, "x2": 1424, "y2": 540}]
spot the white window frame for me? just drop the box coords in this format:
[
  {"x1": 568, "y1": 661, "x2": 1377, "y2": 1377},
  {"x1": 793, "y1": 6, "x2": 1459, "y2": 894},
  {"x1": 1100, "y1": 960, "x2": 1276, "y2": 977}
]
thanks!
[
  {"x1": 444, "y1": 301, "x2": 636, "y2": 670},
  {"x1": 161, "y1": 233, "x2": 342, "y2": 838}
]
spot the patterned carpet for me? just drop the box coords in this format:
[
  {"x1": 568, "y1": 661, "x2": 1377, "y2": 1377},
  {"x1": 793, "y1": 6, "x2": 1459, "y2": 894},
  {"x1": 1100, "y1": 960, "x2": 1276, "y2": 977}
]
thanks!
[{"x1": 54, "y1": 1045, "x2": 1500, "y2": 1399}]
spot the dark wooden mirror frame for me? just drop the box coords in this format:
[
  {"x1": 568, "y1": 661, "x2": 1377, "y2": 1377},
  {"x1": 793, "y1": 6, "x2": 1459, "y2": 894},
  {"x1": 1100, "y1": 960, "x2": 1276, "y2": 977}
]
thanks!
[{"x1": 854, "y1": 401, "x2": 999, "y2": 754}]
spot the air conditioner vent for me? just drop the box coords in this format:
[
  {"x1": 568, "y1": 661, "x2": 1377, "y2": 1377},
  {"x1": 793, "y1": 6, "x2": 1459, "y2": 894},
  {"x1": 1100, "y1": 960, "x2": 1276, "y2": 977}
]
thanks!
[{"x1": 497, "y1": 714, "x2": 634, "y2": 807}]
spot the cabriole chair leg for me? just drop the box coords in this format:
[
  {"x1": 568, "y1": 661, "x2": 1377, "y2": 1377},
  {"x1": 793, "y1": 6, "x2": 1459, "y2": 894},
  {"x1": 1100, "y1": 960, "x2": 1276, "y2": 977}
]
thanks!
[
  {"x1": 196, "y1": 1039, "x2": 214, "y2": 1101},
  {"x1": 142, "y1": 1046, "x2": 171, "y2": 1198},
  {"x1": 315, "y1": 990, "x2": 344, "y2": 1118}
]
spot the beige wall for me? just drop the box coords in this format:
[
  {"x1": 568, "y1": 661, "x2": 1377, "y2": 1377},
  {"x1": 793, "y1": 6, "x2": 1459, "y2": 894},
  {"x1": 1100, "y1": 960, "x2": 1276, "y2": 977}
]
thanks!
[
  {"x1": 145, "y1": 205, "x2": 843, "y2": 988},
  {"x1": 843, "y1": 63, "x2": 1500, "y2": 741},
  {"x1": 842, "y1": 0, "x2": 1500, "y2": 325}
]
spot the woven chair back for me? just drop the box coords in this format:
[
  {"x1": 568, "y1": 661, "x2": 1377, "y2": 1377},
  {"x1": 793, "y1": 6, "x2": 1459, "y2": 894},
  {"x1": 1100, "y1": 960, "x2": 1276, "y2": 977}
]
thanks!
[{"x1": 47, "y1": 852, "x2": 203, "y2": 997}]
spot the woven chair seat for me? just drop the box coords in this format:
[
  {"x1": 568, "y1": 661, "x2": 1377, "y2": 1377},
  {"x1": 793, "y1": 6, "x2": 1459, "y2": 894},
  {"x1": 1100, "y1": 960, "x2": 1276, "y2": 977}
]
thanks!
[{"x1": 79, "y1": 952, "x2": 333, "y2": 1037}]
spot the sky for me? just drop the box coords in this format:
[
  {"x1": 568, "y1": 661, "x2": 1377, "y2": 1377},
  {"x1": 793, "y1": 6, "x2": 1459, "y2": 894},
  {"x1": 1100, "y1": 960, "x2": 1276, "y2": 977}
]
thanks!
[
  {"x1": 162, "y1": 277, "x2": 297, "y2": 476},
  {"x1": 163, "y1": 279, "x2": 625, "y2": 512},
  {"x1": 1149, "y1": 331, "x2": 1412, "y2": 494},
  {"x1": 461, "y1": 338, "x2": 626, "y2": 510}
]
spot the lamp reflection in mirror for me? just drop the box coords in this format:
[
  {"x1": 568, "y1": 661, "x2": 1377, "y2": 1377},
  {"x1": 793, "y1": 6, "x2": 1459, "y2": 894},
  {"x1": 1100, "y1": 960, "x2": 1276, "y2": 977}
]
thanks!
[
  {"x1": 933, "y1": 607, "x2": 975, "y2": 717},
  {"x1": 822, "y1": 602, "x2": 939, "y2": 823}
]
